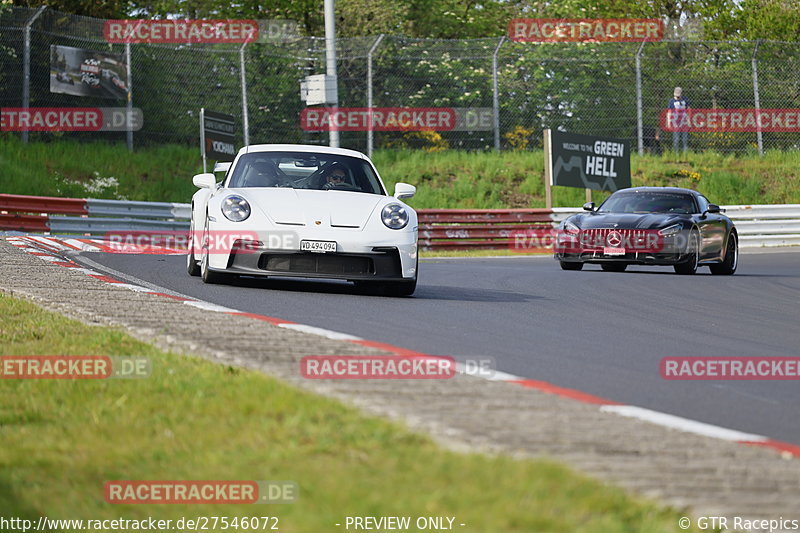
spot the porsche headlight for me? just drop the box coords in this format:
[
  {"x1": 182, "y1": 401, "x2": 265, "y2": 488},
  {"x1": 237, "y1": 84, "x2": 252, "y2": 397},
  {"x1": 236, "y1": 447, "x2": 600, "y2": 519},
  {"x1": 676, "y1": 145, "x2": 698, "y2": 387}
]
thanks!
[
  {"x1": 221, "y1": 195, "x2": 251, "y2": 222},
  {"x1": 381, "y1": 203, "x2": 409, "y2": 230},
  {"x1": 562, "y1": 220, "x2": 580, "y2": 234},
  {"x1": 658, "y1": 224, "x2": 681, "y2": 236}
]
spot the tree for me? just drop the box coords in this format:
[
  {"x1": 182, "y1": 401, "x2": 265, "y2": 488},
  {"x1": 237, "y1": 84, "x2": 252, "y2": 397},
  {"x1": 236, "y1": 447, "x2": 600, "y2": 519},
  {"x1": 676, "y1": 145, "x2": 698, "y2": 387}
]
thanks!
[{"x1": 11, "y1": 0, "x2": 130, "y2": 18}]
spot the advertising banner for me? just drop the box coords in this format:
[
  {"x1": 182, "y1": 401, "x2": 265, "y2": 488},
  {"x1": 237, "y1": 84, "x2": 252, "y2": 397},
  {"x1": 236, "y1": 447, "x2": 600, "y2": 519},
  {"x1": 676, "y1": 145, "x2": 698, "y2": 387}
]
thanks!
[{"x1": 50, "y1": 45, "x2": 128, "y2": 100}]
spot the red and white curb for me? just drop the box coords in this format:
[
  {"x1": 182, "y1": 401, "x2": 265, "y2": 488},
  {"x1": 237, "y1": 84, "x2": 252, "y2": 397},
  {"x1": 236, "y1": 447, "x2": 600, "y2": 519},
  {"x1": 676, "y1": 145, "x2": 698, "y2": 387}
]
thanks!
[{"x1": 6, "y1": 235, "x2": 800, "y2": 459}]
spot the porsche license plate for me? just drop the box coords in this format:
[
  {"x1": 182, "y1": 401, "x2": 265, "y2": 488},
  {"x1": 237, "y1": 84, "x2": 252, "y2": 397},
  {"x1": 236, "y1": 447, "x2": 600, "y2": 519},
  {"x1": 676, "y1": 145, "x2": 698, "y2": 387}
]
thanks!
[
  {"x1": 301, "y1": 240, "x2": 336, "y2": 253},
  {"x1": 603, "y1": 247, "x2": 626, "y2": 256}
]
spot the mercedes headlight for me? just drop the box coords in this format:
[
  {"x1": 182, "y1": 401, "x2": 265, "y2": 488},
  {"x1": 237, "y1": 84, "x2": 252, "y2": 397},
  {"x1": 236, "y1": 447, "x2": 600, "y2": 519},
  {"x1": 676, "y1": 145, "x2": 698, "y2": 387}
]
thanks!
[
  {"x1": 381, "y1": 203, "x2": 409, "y2": 230},
  {"x1": 562, "y1": 220, "x2": 580, "y2": 234},
  {"x1": 221, "y1": 195, "x2": 251, "y2": 222},
  {"x1": 658, "y1": 224, "x2": 681, "y2": 236}
]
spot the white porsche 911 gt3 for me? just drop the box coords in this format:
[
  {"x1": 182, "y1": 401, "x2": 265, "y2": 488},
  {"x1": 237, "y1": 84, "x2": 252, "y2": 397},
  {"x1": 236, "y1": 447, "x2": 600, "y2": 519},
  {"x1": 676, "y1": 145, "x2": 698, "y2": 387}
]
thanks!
[{"x1": 187, "y1": 144, "x2": 418, "y2": 296}]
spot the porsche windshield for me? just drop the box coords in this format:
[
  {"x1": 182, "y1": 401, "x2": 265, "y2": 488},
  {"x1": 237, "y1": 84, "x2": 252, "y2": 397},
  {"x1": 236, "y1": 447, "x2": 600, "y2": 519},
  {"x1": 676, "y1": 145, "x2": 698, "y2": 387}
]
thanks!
[
  {"x1": 227, "y1": 152, "x2": 385, "y2": 195},
  {"x1": 597, "y1": 192, "x2": 697, "y2": 214}
]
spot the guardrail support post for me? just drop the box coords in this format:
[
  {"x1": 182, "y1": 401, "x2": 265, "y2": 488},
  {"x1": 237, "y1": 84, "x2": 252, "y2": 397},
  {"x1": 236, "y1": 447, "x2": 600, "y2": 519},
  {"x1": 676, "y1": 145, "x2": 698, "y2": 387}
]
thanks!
[
  {"x1": 492, "y1": 36, "x2": 506, "y2": 152},
  {"x1": 240, "y1": 42, "x2": 250, "y2": 146},
  {"x1": 366, "y1": 34, "x2": 385, "y2": 158},
  {"x1": 635, "y1": 41, "x2": 646, "y2": 156},
  {"x1": 752, "y1": 40, "x2": 763, "y2": 156},
  {"x1": 21, "y1": 5, "x2": 46, "y2": 144}
]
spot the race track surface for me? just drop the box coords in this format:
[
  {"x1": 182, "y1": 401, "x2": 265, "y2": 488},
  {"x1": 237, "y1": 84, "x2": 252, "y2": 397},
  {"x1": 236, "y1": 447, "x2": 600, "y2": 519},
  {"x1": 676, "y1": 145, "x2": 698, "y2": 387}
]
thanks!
[{"x1": 77, "y1": 250, "x2": 800, "y2": 445}]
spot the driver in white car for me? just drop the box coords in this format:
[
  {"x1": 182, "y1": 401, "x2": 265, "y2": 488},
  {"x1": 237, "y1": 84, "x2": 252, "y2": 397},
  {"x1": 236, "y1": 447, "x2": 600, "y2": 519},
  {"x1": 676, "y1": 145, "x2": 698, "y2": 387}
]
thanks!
[{"x1": 322, "y1": 164, "x2": 347, "y2": 189}]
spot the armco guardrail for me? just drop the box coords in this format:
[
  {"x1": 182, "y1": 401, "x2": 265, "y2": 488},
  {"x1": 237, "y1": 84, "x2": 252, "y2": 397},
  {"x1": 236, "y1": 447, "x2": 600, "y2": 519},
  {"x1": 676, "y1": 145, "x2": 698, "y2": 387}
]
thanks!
[
  {"x1": 0, "y1": 194, "x2": 190, "y2": 234},
  {"x1": 418, "y1": 209, "x2": 556, "y2": 250},
  {"x1": 1, "y1": 194, "x2": 798, "y2": 250}
]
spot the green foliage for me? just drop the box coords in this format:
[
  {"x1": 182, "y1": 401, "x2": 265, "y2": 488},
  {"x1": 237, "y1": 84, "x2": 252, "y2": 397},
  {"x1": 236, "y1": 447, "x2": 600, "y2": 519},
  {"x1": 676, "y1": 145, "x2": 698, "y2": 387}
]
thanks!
[
  {"x1": 8, "y1": 0, "x2": 800, "y2": 41},
  {"x1": 11, "y1": 0, "x2": 129, "y2": 18},
  {"x1": 3, "y1": 137, "x2": 800, "y2": 207}
]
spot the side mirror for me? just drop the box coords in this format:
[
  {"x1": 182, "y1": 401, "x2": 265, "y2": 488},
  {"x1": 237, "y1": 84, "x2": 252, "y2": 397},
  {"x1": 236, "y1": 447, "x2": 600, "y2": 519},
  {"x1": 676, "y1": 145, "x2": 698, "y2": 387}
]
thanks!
[
  {"x1": 582, "y1": 202, "x2": 595, "y2": 211},
  {"x1": 192, "y1": 173, "x2": 217, "y2": 189},
  {"x1": 706, "y1": 204, "x2": 721, "y2": 214},
  {"x1": 214, "y1": 162, "x2": 232, "y2": 173},
  {"x1": 394, "y1": 182, "x2": 416, "y2": 199}
]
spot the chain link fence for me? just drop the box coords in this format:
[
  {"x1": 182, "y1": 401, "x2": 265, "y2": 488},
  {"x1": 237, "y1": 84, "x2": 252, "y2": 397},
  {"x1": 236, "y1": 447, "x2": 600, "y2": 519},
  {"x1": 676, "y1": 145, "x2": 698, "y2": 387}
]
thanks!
[{"x1": 2, "y1": 6, "x2": 799, "y2": 155}]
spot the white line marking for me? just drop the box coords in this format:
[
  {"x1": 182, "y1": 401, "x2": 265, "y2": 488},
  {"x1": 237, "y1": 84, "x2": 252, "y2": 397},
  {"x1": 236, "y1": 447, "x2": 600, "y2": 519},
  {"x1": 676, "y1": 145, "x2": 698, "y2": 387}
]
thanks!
[
  {"x1": 183, "y1": 300, "x2": 238, "y2": 313},
  {"x1": 600, "y1": 405, "x2": 767, "y2": 442},
  {"x1": 278, "y1": 323, "x2": 363, "y2": 341},
  {"x1": 64, "y1": 238, "x2": 101, "y2": 252},
  {"x1": 474, "y1": 369, "x2": 525, "y2": 381},
  {"x1": 110, "y1": 283, "x2": 153, "y2": 292}
]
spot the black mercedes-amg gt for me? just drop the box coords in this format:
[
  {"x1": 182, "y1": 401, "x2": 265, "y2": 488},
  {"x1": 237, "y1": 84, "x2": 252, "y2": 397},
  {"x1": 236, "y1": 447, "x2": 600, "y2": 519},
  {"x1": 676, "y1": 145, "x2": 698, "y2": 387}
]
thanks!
[{"x1": 554, "y1": 187, "x2": 738, "y2": 275}]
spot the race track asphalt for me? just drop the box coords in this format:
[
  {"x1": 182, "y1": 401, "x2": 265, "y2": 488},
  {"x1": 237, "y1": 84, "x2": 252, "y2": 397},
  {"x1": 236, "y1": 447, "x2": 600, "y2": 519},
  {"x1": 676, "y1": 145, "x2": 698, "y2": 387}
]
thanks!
[{"x1": 76, "y1": 249, "x2": 800, "y2": 445}]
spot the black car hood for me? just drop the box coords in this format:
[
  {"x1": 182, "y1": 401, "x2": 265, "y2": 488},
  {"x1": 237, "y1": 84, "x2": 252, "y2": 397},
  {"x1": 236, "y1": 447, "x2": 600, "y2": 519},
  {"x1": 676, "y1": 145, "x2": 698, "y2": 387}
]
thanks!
[{"x1": 573, "y1": 212, "x2": 688, "y2": 230}]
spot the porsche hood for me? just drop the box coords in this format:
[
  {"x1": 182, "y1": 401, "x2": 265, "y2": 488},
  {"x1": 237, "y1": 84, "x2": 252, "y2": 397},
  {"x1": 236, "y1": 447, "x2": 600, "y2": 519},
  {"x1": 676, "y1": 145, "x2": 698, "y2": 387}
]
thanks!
[{"x1": 228, "y1": 188, "x2": 389, "y2": 228}]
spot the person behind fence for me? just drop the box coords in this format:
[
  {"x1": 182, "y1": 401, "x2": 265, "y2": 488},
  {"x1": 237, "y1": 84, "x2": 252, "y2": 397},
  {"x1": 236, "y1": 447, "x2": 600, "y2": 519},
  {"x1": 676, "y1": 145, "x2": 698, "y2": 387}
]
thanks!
[{"x1": 667, "y1": 87, "x2": 690, "y2": 152}]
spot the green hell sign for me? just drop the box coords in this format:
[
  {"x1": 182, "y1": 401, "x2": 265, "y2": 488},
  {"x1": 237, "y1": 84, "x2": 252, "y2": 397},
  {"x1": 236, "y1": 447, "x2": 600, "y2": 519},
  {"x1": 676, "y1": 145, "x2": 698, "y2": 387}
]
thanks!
[{"x1": 546, "y1": 130, "x2": 631, "y2": 191}]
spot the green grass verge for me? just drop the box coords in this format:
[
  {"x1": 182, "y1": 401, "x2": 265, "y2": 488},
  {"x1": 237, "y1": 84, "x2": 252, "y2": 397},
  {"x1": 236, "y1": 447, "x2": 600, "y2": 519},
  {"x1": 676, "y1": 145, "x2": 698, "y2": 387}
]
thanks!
[
  {"x1": 0, "y1": 291, "x2": 698, "y2": 532},
  {"x1": 4, "y1": 135, "x2": 797, "y2": 208}
]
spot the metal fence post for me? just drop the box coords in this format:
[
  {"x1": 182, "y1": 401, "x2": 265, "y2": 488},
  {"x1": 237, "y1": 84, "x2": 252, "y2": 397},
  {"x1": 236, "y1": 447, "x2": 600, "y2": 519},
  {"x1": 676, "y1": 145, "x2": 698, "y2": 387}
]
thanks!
[
  {"x1": 21, "y1": 5, "x2": 46, "y2": 144},
  {"x1": 752, "y1": 40, "x2": 763, "y2": 156},
  {"x1": 635, "y1": 41, "x2": 646, "y2": 156},
  {"x1": 492, "y1": 36, "x2": 506, "y2": 152},
  {"x1": 240, "y1": 42, "x2": 250, "y2": 146},
  {"x1": 126, "y1": 42, "x2": 133, "y2": 152},
  {"x1": 366, "y1": 34, "x2": 385, "y2": 158},
  {"x1": 324, "y1": 0, "x2": 339, "y2": 148}
]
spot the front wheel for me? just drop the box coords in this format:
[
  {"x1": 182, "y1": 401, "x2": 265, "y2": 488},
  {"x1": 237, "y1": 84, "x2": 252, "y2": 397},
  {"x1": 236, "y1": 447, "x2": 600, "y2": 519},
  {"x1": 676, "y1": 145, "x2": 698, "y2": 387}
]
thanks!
[
  {"x1": 710, "y1": 232, "x2": 738, "y2": 275},
  {"x1": 560, "y1": 261, "x2": 583, "y2": 271},
  {"x1": 200, "y1": 249, "x2": 233, "y2": 285},
  {"x1": 355, "y1": 278, "x2": 417, "y2": 297},
  {"x1": 385, "y1": 279, "x2": 417, "y2": 297},
  {"x1": 601, "y1": 263, "x2": 627, "y2": 272},
  {"x1": 186, "y1": 220, "x2": 200, "y2": 276},
  {"x1": 674, "y1": 230, "x2": 700, "y2": 275}
]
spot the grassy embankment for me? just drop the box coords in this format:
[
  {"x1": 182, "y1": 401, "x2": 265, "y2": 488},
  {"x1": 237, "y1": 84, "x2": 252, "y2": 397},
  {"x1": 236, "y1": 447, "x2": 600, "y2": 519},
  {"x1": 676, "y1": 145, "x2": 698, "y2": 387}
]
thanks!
[
  {"x1": 0, "y1": 292, "x2": 698, "y2": 531},
  {"x1": 2, "y1": 136, "x2": 798, "y2": 207}
]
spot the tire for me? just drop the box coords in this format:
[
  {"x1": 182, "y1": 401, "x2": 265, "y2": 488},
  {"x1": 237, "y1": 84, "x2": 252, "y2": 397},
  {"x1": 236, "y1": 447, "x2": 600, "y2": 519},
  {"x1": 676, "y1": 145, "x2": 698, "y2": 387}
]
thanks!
[
  {"x1": 356, "y1": 278, "x2": 416, "y2": 297},
  {"x1": 200, "y1": 247, "x2": 232, "y2": 284},
  {"x1": 674, "y1": 229, "x2": 700, "y2": 275},
  {"x1": 384, "y1": 254, "x2": 418, "y2": 296},
  {"x1": 560, "y1": 261, "x2": 583, "y2": 271},
  {"x1": 385, "y1": 279, "x2": 417, "y2": 297},
  {"x1": 186, "y1": 219, "x2": 200, "y2": 276},
  {"x1": 601, "y1": 263, "x2": 627, "y2": 272},
  {"x1": 710, "y1": 231, "x2": 738, "y2": 276}
]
